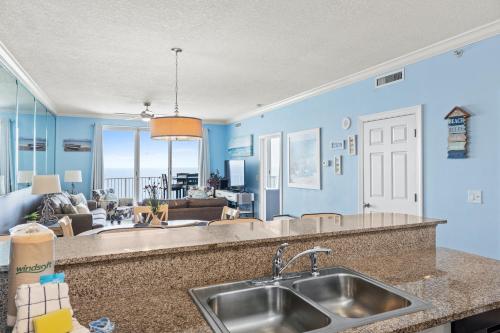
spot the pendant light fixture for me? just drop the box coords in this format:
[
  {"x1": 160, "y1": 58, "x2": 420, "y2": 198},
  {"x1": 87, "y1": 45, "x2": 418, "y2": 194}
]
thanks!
[{"x1": 150, "y1": 48, "x2": 202, "y2": 140}]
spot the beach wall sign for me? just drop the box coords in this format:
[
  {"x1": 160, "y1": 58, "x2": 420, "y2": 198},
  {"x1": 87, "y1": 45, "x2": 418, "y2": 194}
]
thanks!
[{"x1": 445, "y1": 106, "x2": 470, "y2": 159}]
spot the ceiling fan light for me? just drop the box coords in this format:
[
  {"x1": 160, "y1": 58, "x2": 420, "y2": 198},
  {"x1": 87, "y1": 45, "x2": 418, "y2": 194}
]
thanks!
[{"x1": 150, "y1": 116, "x2": 202, "y2": 140}]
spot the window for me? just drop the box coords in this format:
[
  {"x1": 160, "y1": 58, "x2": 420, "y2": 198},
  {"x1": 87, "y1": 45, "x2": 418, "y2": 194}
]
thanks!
[{"x1": 102, "y1": 127, "x2": 199, "y2": 202}]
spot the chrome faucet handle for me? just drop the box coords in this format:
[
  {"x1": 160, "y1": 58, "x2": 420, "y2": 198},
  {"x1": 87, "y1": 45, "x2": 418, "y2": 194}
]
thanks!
[
  {"x1": 309, "y1": 247, "x2": 332, "y2": 277},
  {"x1": 272, "y1": 243, "x2": 289, "y2": 279}
]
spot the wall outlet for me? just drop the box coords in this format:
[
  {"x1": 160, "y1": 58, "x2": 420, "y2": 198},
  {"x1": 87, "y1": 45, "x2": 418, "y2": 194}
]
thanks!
[{"x1": 467, "y1": 190, "x2": 482, "y2": 204}]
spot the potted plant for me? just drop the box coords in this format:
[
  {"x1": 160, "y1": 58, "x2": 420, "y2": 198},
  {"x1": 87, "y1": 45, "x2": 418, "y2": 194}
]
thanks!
[
  {"x1": 143, "y1": 183, "x2": 162, "y2": 225},
  {"x1": 207, "y1": 169, "x2": 223, "y2": 194},
  {"x1": 24, "y1": 211, "x2": 40, "y2": 223}
]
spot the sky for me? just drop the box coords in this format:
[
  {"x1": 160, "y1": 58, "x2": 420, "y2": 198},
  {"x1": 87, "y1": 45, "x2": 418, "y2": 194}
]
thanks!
[{"x1": 103, "y1": 129, "x2": 198, "y2": 177}]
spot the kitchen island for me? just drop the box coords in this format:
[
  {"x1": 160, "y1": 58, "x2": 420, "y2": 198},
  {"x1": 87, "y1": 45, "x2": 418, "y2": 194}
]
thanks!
[{"x1": 1, "y1": 213, "x2": 499, "y2": 332}]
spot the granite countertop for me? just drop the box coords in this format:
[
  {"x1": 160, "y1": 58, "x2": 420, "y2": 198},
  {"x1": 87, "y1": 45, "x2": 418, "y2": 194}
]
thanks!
[
  {"x1": 185, "y1": 248, "x2": 499, "y2": 333},
  {"x1": 0, "y1": 213, "x2": 444, "y2": 270}
]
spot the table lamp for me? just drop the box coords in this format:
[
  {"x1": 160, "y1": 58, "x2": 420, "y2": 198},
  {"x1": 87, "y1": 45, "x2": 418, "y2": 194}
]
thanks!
[
  {"x1": 32, "y1": 175, "x2": 61, "y2": 225},
  {"x1": 64, "y1": 170, "x2": 82, "y2": 194}
]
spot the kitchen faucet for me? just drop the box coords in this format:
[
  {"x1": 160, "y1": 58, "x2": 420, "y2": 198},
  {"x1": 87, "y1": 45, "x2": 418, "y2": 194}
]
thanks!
[{"x1": 271, "y1": 243, "x2": 332, "y2": 280}]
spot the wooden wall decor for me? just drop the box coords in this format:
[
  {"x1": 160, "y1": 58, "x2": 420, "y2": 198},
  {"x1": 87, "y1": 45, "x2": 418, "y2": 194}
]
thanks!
[{"x1": 445, "y1": 106, "x2": 470, "y2": 159}]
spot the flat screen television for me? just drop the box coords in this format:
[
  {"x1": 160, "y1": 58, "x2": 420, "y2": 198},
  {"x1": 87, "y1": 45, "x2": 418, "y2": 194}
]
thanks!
[{"x1": 225, "y1": 160, "x2": 245, "y2": 189}]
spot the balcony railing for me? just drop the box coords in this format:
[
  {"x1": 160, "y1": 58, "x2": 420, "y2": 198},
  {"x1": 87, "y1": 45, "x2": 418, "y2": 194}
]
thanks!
[
  {"x1": 104, "y1": 174, "x2": 198, "y2": 201},
  {"x1": 104, "y1": 176, "x2": 162, "y2": 201}
]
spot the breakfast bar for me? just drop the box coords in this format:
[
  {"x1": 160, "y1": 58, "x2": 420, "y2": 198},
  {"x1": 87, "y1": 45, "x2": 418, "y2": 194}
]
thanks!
[{"x1": 1, "y1": 214, "x2": 499, "y2": 332}]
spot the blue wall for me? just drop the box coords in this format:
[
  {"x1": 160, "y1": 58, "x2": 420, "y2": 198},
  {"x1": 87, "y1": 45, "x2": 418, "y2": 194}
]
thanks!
[
  {"x1": 226, "y1": 35, "x2": 500, "y2": 260},
  {"x1": 55, "y1": 116, "x2": 227, "y2": 197}
]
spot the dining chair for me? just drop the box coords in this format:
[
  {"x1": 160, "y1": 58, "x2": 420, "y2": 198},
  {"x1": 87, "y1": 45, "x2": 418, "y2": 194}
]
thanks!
[
  {"x1": 157, "y1": 204, "x2": 168, "y2": 222},
  {"x1": 133, "y1": 206, "x2": 153, "y2": 223},
  {"x1": 58, "y1": 216, "x2": 74, "y2": 237},
  {"x1": 209, "y1": 217, "x2": 264, "y2": 225},
  {"x1": 220, "y1": 206, "x2": 240, "y2": 220},
  {"x1": 301, "y1": 213, "x2": 342, "y2": 223}
]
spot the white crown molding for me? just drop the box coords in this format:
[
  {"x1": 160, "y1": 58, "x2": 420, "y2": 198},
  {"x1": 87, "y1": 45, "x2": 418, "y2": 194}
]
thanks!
[
  {"x1": 228, "y1": 19, "x2": 500, "y2": 124},
  {"x1": 0, "y1": 40, "x2": 58, "y2": 113},
  {"x1": 57, "y1": 111, "x2": 227, "y2": 125}
]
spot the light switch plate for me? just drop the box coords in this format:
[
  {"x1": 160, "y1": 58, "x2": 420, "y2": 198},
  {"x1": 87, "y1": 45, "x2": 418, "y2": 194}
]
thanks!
[{"x1": 467, "y1": 190, "x2": 482, "y2": 204}]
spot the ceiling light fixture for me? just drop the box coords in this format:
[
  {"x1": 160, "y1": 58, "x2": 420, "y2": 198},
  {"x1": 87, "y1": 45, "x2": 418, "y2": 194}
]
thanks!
[{"x1": 150, "y1": 48, "x2": 202, "y2": 140}]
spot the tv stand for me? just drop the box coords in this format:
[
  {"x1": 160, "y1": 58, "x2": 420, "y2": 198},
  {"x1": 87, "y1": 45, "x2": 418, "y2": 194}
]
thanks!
[{"x1": 215, "y1": 189, "x2": 255, "y2": 217}]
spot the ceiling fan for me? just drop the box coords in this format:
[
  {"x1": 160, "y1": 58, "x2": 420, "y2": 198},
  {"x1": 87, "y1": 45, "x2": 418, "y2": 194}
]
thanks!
[{"x1": 114, "y1": 102, "x2": 155, "y2": 122}]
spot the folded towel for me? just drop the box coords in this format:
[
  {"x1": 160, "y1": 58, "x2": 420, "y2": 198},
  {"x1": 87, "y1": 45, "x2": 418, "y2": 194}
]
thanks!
[{"x1": 13, "y1": 283, "x2": 73, "y2": 333}]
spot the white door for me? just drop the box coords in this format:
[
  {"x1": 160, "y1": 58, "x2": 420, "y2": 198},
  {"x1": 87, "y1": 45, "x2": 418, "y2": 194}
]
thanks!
[
  {"x1": 259, "y1": 133, "x2": 282, "y2": 220},
  {"x1": 361, "y1": 107, "x2": 421, "y2": 215}
]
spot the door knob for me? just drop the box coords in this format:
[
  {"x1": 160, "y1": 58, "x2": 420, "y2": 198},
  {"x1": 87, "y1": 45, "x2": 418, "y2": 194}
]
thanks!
[{"x1": 363, "y1": 203, "x2": 371, "y2": 208}]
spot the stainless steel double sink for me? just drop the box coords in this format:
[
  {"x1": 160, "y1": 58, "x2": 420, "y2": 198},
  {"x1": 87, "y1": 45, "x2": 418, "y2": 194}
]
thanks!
[{"x1": 189, "y1": 267, "x2": 430, "y2": 333}]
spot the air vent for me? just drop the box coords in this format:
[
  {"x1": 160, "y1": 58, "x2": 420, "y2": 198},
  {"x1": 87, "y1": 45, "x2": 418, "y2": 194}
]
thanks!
[
  {"x1": 234, "y1": 122, "x2": 242, "y2": 128},
  {"x1": 375, "y1": 68, "x2": 404, "y2": 87}
]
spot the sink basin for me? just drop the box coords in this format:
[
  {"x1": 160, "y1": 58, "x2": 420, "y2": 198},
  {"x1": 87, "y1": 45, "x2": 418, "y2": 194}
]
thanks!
[
  {"x1": 292, "y1": 273, "x2": 411, "y2": 318},
  {"x1": 207, "y1": 286, "x2": 331, "y2": 333},
  {"x1": 190, "y1": 267, "x2": 430, "y2": 333}
]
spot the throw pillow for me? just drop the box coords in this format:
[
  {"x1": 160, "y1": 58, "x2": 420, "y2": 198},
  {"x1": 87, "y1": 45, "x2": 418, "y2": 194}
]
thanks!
[
  {"x1": 61, "y1": 204, "x2": 78, "y2": 215},
  {"x1": 69, "y1": 193, "x2": 87, "y2": 207},
  {"x1": 75, "y1": 203, "x2": 91, "y2": 214}
]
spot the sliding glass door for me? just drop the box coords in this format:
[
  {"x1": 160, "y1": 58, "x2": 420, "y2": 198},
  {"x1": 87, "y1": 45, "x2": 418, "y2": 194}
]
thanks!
[
  {"x1": 103, "y1": 126, "x2": 199, "y2": 203},
  {"x1": 103, "y1": 128, "x2": 136, "y2": 199},
  {"x1": 139, "y1": 129, "x2": 168, "y2": 202}
]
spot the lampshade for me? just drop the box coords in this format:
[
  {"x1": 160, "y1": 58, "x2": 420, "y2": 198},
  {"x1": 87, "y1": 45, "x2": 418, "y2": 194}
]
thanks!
[
  {"x1": 32, "y1": 175, "x2": 62, "y2": 195},
  {"x1": 150, "y1": 116, "x2": 202, "y2": 140},
  {"x1": 17, "y1": 170, "x2": 34, "y2": 184},
  {"x1": 64, "y1": 170, "x2": 82, "y2": 183}
]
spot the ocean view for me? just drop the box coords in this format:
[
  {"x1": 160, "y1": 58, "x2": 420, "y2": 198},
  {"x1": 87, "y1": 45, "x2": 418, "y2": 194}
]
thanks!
[{"x1": 104, "y1": 167, "x2": 198, "y2": 179}]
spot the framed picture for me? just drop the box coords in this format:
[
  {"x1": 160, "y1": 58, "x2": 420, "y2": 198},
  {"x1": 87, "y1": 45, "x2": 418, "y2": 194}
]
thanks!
[
  {"x1": 18, "y1": 138, "x2": 46, "y2": 151},
  {"x1": 63, "y1": 139, "x2": 92, "y2": 152},
  {"x1": 287, "y1": 128, "x2": 321, "y2": 189},
  {"x1": 228, "y1": 135, "x2": 253, "y2": 157}
]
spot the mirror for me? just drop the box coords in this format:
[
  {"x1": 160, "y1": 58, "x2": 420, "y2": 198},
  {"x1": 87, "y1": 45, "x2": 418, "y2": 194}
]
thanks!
[
  {"x1": 17, "y1": 84, "x2": 36, "y2": 190},
  {"x1": 0, "y1": 66, "x2": 56, "y2": 196},
  {"x1": 35, "y1": 101, "x2": 48, "y2": 175},
  {"x1": 0, "y1": 66, "x2": 17, "y2": 195},
  {"x1": 46, "y1": 111, "x2": 56, "y2": 175}
]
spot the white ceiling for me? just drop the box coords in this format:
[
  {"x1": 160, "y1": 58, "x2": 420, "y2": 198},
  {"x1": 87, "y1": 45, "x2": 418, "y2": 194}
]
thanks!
[{"x1": 0, "y1": 1, "x2": 499, "y2": 122}]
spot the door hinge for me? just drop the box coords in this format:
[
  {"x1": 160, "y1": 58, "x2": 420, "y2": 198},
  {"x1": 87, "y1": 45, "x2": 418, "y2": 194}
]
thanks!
[
  {"x1": 414, "y1": 193, "x2": 418, "y2": 202},
  {"x1": 414, "y1": 129, "x2": 417, "y2": 138}
]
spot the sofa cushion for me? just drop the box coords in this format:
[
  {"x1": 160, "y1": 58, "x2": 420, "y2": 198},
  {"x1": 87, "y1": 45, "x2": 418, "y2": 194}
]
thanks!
[
  {"x1": 91, "y1": 208, "x2": 107, "y2": 219},
  {"x1": 70, "y1": 193, "x2": 87, "y2": 207},
  {"x1": 188, "y1": 198, "x2": 227, "y2": 208},
  {"x1": 48, "y1": 196, "x2": 63, "y2": 214},
  {"x1": 169, "y1": 207, "x2": 224, "y2": 221},
  {"x1": 61, "y1": 204, "x2": 78, "y2": 214},
  {"x1": 167, "y1": 199, "x2": 189, "y2": 209},
  {"x1": 75, "y1": 203, "x2": 91, "y2": 214}
]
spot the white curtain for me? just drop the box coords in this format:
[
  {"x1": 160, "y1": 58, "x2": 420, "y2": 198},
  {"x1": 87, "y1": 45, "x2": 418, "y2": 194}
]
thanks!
[
  {"x1": 0, "y1": 119, "x2": 12, "y2": 195},
  {"x1": 198, "y1": 127, "x2": 210, "y2": 187},
  {"x1": 91, "y1": 124, "x2": 104, "y2": 190}
]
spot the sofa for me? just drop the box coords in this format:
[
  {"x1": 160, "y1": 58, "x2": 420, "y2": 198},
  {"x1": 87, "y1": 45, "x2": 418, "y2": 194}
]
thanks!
[
  {"x1": 47, "y1": 192, "x2": 105, "y2": 235},
  {"x1": 141, "y1": 198, "x2": 227, "y2": 221}
]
